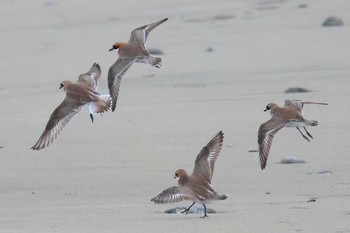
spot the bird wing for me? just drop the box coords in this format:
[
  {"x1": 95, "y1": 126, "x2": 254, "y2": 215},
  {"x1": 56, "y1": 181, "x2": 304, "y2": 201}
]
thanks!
[
  {"x1": 31, "y1": 97, "x2": 84, "y2": 150},
  {"x1": 78, "y1": 63, "x2": 101, "y2": 90},
  {"x1": 107, "y1": 57, "x2": 136, "y2": 111},
  {"x1": 258, "y1": 119, "x2": 287, "y2": 169},
  {"x1": 151, "y1": 186, "x2": 190, "y2": 204},
  {"x1": 128, "y1": 18, "x2": 168, "y2": 44},
  {"x1": 191, "y1": 131, "x2": 224, "y2": 183},
  {"x1": 284, "y1": 99, "x2": 328, "y2": 114},
  {"x1": 284, "y1": 99, "x2": 303, "y2": 112}
]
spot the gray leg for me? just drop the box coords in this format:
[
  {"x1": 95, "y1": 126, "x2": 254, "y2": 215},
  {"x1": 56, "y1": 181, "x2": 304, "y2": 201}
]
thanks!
[
  {"x1": 303, "y1": 127, "x2": 313, "y2": 139},
  {"x1": 296, "y1": 127, "x2": 310, "y2": 142},
  {"x1": 201, "y1": 204, "x2": 208, "y2": 218},
  {"x1": 181, "y1": 202, "x2": 195, "y2": 215}
]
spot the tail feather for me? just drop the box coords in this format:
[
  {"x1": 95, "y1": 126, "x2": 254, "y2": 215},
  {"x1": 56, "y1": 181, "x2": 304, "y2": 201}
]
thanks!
[
  {"x1": 310, "y1": 120, "x2": 319, "y2": 126},
  {"x1": 214, "y1": 193, "x2": 228, "y2": 200},
  {"x1": 147, "y1": 56, "x2": 162, "y2": 68},
  {"x1": 89, "y1": 95, "x2": 112, "y2": 114}
]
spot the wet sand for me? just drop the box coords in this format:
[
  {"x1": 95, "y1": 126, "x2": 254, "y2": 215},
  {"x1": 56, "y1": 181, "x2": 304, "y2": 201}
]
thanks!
[{"x1": 1, "y1": 0, "x2": 350, "y2": 232}]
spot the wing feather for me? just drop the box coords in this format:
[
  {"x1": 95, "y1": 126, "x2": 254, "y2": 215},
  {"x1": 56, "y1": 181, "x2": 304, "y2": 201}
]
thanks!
[
  {"x1": 191, "y1": 131, "x2": 224, "y2": 183},
  {"x1": 108, "y1": 57, "x2": 136, "y2": 111}
]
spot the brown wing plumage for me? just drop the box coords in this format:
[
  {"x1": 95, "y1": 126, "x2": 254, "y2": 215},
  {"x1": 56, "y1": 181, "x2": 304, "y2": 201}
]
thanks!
[
  {"x1": 129, "y1": 18, "x2": 168, "y2": 44},
  {"x1": 284, "y1": 99, "x2": 328, "y2": 114},
  {"x1": 151, "y1": 186, "x2": 188, "y2": 204},
  {"x1": 107, "y1": 57, "x2": 136, "y2": 111},
  {"x1": 78, "y1": 63, "x2": 101, "y2": 90},
  {"x1": 258, "y1": 119, "x2": 287, "y2": 169},
  {"x1": 31, "y1": 97, "x2": 84, "y2": 150},
  {"x1": 191, "y1": 131, "x2": 224, "y2": 183}
]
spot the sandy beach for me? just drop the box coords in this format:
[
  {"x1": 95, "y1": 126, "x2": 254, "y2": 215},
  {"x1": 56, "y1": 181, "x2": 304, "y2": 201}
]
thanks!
[{"x1": 1, "y1": 0, "x2": 350, "y2": 232}]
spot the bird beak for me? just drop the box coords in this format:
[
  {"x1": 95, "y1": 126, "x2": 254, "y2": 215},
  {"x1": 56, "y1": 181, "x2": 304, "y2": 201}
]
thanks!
[
  {"x1": 109, "y1": 45, "x2": 118, "y2": 51},
  {"x1": 264, "y1": 108, "x2": 268, "y2": 112},
  {"x1": 59, "y1": 84, "x2": 63, "y2": 89}
]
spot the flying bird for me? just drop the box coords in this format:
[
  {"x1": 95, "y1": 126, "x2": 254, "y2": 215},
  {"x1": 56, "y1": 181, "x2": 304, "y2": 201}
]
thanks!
[
  {"x1": 258, "y1": 100, "x2": 328, "y2": 169},
  {"x1": 108, "y1": 18, "x2": 168, "y2": 111},
  {"x1": 151, "y1": 131, "x2": 228, "y2": 218},
  {"x1": 31, "y1": 63, "x2": 111, "y2": 150}
]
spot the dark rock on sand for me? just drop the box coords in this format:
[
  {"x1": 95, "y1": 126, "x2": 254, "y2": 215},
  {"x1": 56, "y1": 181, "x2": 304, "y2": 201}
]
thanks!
[
  {"x1": 281, "y1": 156, "x2": 305, "y2": 164},
  {"x1": 285, "y1": 87, "x2": 311, "y2": 93},
  {"x1": 164, "y1": 206, "x2": 215, "y2": 214},
  {"x1": 206, "y1": 47, "x2": 214, "y2": 52},
  {"x1": 248, "y1": 149, "x2": 258, "y2": 153},
  {"x1": 297, "y1": 4, "x2": 308, "y2": 9},
  {"x1": 322, "y1": 17, "x2": 344, "y2": 27}
]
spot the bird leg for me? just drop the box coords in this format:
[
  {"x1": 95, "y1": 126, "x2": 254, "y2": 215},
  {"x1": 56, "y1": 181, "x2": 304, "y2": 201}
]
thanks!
[
  {"x1": 303, "y1": 127, "x2": 313, "y2": 139},
  {"x1": 90, "y1": 114, "x2": 94, "y2": 123},
  {"x1": 201, "y1": 204, "x2": 208, "y2": 218},
  {"x1": 181, "y1": 202, "x2": 195, "y2": 215},
  {"x1": 296, "y1": 127, "x2": 310, "y2": 142}
]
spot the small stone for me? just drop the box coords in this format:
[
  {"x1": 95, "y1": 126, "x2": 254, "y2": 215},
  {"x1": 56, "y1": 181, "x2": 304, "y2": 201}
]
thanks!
[
  {"x1": 285, "y1": 87, "x2": 311, "y2": 93},
  {"x1": 322, "y1": 17, "x2": 344, "y2": 27},
  {"x1": 248, "y1": 149, "x2": 258, "y2": 153},
  {"x1": 164, "y1": 206, "x2": 216, "y2": 214},
  {"x1": 315, "y1": 170, "x2": 332, "y2": 175},
  {"x1": 297, "y1": 4, "x2": 308, "y2": 8},
  {"x1": 281, "y1": 156, "x2": 305, "y2": 164},
  {"x1": 206, "y1": 47, "x2": 214, "y2": 52},
  {"x1": 307, "y1": 198, "x2": 317, "y2": 202},
  {"x1": 265, "y1": 192, "x2": 271, "y2": 195},
  {"x1": 213, "y1": 15, "x2": 234, "y2": 21}
]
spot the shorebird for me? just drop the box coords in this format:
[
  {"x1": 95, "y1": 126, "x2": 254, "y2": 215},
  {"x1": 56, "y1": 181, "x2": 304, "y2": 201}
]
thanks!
[
  {"x1": 31, "y1": 63, "x2": 111, "y2": 150},
  {"x1": 108, "y1": 18, "x2": 168, "y2": 111},
  {"x1": 151, "y1": 131, "x2": 228, "y2": 218},
  {"x1": 258, "y1": 100, "x2": 328, "y2": 169}
]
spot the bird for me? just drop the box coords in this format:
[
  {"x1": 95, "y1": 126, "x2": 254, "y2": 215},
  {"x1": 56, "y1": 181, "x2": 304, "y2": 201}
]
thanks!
[
  {"x1": 108, "y1": 17, "x2": 168, "y2": 111},
  {"x1": 151, "y1": 131, "x2": 228, "y2": 218},
  {"x1": 31, "y1": 63, "x2": 111, "y2": 150},
  {"x1": 258, "y1": 100, "x2": 328, "y2": 169}
]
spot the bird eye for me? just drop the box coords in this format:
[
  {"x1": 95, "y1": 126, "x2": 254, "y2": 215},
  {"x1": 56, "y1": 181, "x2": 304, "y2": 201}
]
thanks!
[
  {"x1": 175, "y1": 172, "x2": 178, "y2": 177},
  {"x1": 266, "y1": 105, "x2": 270, "y2": 110}
]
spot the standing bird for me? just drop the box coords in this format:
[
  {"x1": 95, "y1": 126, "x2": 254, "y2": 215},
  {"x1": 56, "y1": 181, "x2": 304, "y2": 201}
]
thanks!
[
  {"x1": 258, "y1": 100, "x2": 327, "y2": 169},
  {"x1": 151, "y1": 131, "x2": 228, "y2": 218},
  {"x1": 108, "y1": 18, "x2": 168, "y2": 111},
  {"x1": 31, "y1": 63, "x2": 111, "y2": 150}
]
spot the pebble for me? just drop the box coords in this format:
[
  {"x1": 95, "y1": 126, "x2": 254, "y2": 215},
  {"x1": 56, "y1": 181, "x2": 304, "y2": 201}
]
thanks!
[
  {"x1": 322, "y1": 17, "x2": 344, "y2": 27},
  {"x1": 285, "y1": 87, "x2": 311, "y2": 93},
  {"x1": 281, "y1": 156, "x2": 305, "y2": 164},
  {"x1": 164, "y1": 206, "x2": 216, "y2": 214}
]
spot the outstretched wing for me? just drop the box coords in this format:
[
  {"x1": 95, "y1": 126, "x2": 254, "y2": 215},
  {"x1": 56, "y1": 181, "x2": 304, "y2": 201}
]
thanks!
[
  {"x1": 31, "y1": 97, "x2": 84, "y2": 150},
  {"x1": 78, "y1": 63, "x2": 101, "y2": 90},
  {"x1": 284, "y1": 99, "x2": 328, "y2": 114},
  {"x1": 107, "y1": 57, "x2": 136, "y2": 111},
  {"x1": 191, "y1": 131, "x2": 224, "y2": 183},
  {"x1": 151, "y1": 186, "x2": 189, "y2": 204},
  {"x1": 258, "y1": 119, "x2": 286, "y2": 169},
  {"x1": 129, "y1": 18, "x2": 168, "y2": 44}
]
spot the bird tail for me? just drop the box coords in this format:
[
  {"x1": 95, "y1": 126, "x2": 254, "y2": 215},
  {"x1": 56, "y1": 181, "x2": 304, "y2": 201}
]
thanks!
[
  {"x1": 309, "y1": 120, "x2": 319, "y2": 126},
  {"x1": 148, "y1": 56, "x2": 162, "y2": 68},
  {"x1": 89, "y1": 95, "x2": 112, "y2": 114},
  {"x1": 214, "y1": 193, "x2": 228, "y2": 200}
]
